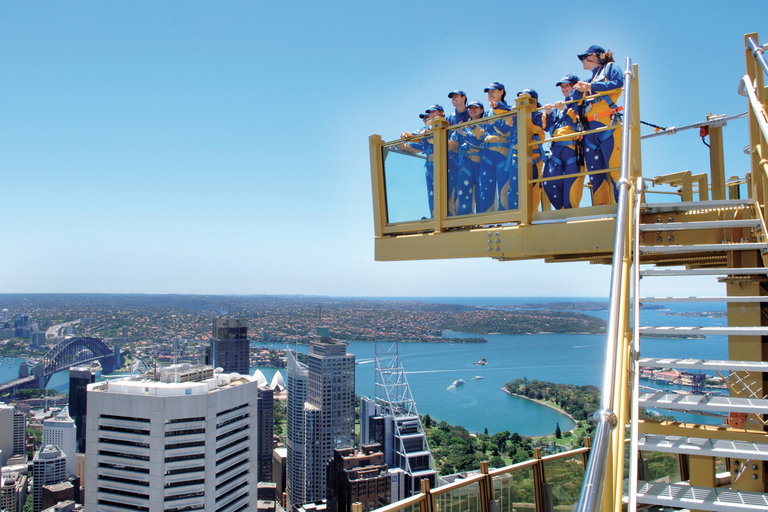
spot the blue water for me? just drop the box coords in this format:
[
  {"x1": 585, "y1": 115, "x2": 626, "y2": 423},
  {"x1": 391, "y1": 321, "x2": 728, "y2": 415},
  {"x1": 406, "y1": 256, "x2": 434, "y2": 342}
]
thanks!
[{"x1": 0, "y1": 298, "x2": 731, "y2": 436}]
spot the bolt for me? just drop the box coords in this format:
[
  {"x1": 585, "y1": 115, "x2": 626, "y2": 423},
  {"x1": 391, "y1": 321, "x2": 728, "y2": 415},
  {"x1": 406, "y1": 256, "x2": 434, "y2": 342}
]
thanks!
[
  {"x1": 668, "y1": 217, "x2": 674, "y2": 223},
  {"x1": 495, "y1": 232, "x2": 500, "y2": 236},
  {"x1": 668, "y1": 236, "x2": 674, "y2": 243},
  {"x1": 496, "y1": 240, "x2": 500, "y2": 244},
  {"x1": 753, "y1": 474, "x2": 758, "y2": 480},
  {"x1": 656, "y1": 237, "x2": 662, "y2": 243},
  {"x1": 487, "y1": 248, "x2": 492, "y2": 253},
  {"x1": 752, "y1": 464, "x2": 758, "y2": 470},
  {"x1": 495, "y1": 247, "x2": 500, "y2": 252},
  {"x1": 487, "y1": 240, "x2": 492, "y2": 245}
]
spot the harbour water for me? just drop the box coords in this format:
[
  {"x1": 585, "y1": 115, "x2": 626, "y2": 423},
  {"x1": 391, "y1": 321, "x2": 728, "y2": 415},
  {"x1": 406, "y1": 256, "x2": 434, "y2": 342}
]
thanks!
[{"x1": 0, "y1": 297, "x2": 729, "y2": 437}]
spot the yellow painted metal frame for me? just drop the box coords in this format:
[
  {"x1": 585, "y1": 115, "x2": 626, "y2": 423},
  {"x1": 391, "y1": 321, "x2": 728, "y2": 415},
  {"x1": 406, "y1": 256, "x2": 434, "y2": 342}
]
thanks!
[{"x1": 369, "y1": 67, "x2": 642, "y2": 265}]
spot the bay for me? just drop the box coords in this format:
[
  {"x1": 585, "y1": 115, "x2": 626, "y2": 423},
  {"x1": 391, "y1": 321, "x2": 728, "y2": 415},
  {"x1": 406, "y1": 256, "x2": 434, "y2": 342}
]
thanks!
[{"x1": 0, "y1": 297, "x2": 731, "y2": 437}]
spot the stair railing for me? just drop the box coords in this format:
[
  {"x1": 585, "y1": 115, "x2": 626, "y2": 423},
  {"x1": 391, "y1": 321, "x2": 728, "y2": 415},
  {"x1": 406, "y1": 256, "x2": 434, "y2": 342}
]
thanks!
[{"x1": 575, "y1": 57, "x2": 637, "y2": 512}]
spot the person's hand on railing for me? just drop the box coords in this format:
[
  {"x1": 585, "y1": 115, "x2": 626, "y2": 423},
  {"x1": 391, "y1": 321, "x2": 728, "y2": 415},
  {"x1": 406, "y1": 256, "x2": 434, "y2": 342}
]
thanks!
[
  {"x1": 574, "y1": 81, "x2": 592, "y2": 94},
  {"x1": 544, "y1": 104, "x2": 554, "y2": 115}
]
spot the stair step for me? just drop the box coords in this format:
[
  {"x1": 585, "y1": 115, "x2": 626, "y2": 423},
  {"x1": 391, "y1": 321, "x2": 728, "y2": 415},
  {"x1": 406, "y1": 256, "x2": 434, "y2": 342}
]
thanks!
[
  {"x1": 636, "y1": 481, "x2": 768, "y2": 512},
  {"x1": 639, "y1": 392, "x2": 768, "y2": 414},
  {"x1": 641, "y1": 199, "x2": 756, "y2": 213},
  {"x1": 639, "y1": 357, "x2": 768, "y2": 372},
  {"x1": 640, "y1": 267, "x2": 768, "y2": 276},
  {"x1": 640, "y1": 326, "x2": 768, "y2": 336},
  {"x1": 640, "y1": 296, "x2": 764, "y2": 302},
  {"x1": 638, "y1": 434, "x2": 768, "y2": 460},
  {"x1": 639, "y1": 219, "x2": 762, "y2": 231},
  {"x1": 640, "y1": 243, "x2": 767, "y2": 254}
]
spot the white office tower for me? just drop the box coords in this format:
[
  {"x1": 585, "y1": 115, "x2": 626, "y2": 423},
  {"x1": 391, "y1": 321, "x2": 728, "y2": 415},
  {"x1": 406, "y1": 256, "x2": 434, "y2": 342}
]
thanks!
[
  {"x1": 286, "y1": 350, "x2": 309, "y2": 509},
  {"x1": 1, "y1": 309, "x2": 8, "y2": 323},
  {"x1": 32, "y1": 446, "x2": 67, "y2": 512},
  {"x1": 286, "y1": 327, "x2": 355, "y2": 509},
  {"x1": 0, "y1": 403, "x2": 14, "y2": 467},
  {"x1": 43, "y1": 406, "x2": 76, "y2": 476},
  {"x1": 84, "y1": 365, "x2": 260, "y2": 512},
  {"x1": 360, "y1": 341, "x2": 437, "y2": 501}
]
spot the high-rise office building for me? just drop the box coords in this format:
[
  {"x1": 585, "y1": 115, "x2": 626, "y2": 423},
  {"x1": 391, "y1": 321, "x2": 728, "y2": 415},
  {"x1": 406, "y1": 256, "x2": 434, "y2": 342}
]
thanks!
[
  {"x1": 13, "y1": 408, "x2": 26, "y2": 458},
  {"x1": 360, "y1": 342, "x2": 436, "y2": 500},
  {"x1": 256, "y1": 384, "x2": 275, "y2": 482},
  {"x1": 43, "y1": 407, "x2": 76, "y2": 477},
  {"x1": 68, "y1": 366, "x2": 96, "y2": 454},
  {"x1": 1, "y1": 476, "x2": 16, "y2": 512},
  {"x1": 0, "y1": 403, "x2": 15, "y2": 467},
  {"x1": 327, "y1": 443, "x2": 391, "y2": 512},
  {"x1": 32, "y1": 446, "x2": 67, "y2": 512},
  {"x1": 211, "y1": 318, "x2": 250, "y2": 374},
  {"x1": 286, "y1": 327, "x2": 355, "y2": 510},
  {"x1": 84, "y1": 365, "x2": 261, "y2": 512}
]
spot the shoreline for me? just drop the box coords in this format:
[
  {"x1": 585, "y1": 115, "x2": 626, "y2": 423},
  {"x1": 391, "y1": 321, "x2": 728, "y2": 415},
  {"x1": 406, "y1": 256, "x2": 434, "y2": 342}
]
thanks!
[{"x1": 501, "y1": 386, "x2": 577, "y2": 425}]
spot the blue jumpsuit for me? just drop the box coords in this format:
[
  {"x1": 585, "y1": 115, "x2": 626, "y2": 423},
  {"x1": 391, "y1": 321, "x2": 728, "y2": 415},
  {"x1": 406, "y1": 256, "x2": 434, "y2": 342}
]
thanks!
[
  {"x1": 544, "y1": 96, "x2": 584, "y2": 209},
  {"x1": 455, "y1": 117, "x2": 485, "y2": 215},
  {"x1": 446, "y1": 109, "x2": 469, "y2": 216},
  {"x1": 575, "y1": 62, "x2": 624, "y2": 205},
  {"x1": 478, "y1": 102, "x2": 517, "y2": 212}
]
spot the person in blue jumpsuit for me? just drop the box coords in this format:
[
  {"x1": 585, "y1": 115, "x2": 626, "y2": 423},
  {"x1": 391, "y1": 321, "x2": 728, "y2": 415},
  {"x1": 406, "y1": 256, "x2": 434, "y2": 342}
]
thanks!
[
  {"x1": 399, "y1": 108, "x2": 442, "y2": 217},
  {"x1": 517, "y1": 89, "x2": 546, "y2": 210},
  {"x1": 455, "y1": 100, "x2": 485, "y2": 215},
  {"x1": 479, "y1": 82, "x2": 516, "y2": 211},
  {"x1": 543, "y1": 75, "x2": 584, "y2": 209},
  {"x1": 446, "y1": 91, "x2": 469, "y2": 216},
  {"x1": 573, "y1": 45, "x2": 624, "y2": 205}
]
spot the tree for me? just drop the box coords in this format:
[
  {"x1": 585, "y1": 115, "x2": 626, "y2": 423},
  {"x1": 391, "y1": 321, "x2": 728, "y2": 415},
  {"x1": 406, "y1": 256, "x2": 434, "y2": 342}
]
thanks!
[
  {"x1": 423, "y1": 413, "x2": 432, "y2": 427},
  {"x1": 555, "y1": 422, "x2": 562, "y2": 439}
]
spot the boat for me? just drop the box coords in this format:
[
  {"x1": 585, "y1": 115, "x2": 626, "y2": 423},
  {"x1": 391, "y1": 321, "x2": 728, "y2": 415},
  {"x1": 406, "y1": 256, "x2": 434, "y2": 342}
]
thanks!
[
  {"x1": 473, "y1": 357, "x2": 487, "y2": 365},
  {"x1": 473, "y1": 375, "x2": 483, "y2": 380},
  {"x1": 452, "y1": 379, "x2": 465, "y2": 387}
]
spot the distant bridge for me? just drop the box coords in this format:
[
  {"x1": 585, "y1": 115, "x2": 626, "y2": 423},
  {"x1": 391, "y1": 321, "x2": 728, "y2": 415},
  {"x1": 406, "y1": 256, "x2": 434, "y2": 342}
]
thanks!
[{"x1": 0, "y1": 336, "x2": 122, "y2": 397}]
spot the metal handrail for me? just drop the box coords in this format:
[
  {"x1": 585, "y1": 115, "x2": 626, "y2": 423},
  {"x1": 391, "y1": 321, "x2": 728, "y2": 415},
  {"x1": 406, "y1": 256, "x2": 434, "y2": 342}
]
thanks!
[
  {"x1": 640, "y1": 112, "x2": 747, "y2": 140},
  {"x1": 574, "y1": 57, "x2": 635, "y2": 512},
  {"x1": 747, "y1": 37, "x2": 768, "y2": 78},
  {"x1": 741, "y1": 75, "x2": 768, "y2": 143}
]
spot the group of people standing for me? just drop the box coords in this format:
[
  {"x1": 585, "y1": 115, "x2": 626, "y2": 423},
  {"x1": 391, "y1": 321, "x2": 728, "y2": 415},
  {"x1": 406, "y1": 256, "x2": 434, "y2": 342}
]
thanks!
[{"x1": 398, "y1": 45, "x2": 624, "y2": 217}]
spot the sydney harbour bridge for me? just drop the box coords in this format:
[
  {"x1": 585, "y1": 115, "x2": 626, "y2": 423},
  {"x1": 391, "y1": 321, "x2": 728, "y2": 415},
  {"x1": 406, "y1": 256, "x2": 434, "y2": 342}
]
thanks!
[{"x1": 0, "y1": 336, "x2": 123, "y2": 397}]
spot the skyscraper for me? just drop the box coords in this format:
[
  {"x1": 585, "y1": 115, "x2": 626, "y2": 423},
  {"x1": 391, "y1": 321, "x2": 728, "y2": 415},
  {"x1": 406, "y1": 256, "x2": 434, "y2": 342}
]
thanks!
[
  {"x1": 32, "y1": 446, "x2": 67, "y2": 512},
  {"x1": 287, "y1": 327, "x2": 355, "y2": 510},
  {"x1": 0, "y1": 403, "x2": 15, "y2": 467},
  {"x1": 360, "y1": 341, "x2": 436, "y2": 500},
  {"x1": 43, "y1": 407, "x2": 76, "y2": 477},
  {"x1": 13, "y1": 408, "x2": 26, "y2": 458},
  {"x1": 211, "y1": 318, "x2": 250, "y2": 374},
  {"x1": 256, "y1": 384, "x2": 275, "y2": 482},
  {"x1": 84, "y1": 364, "x2": 261, "y2": 512},
  {"x1": 68, "y1": 366, "x2": 96, "y2": 454}
]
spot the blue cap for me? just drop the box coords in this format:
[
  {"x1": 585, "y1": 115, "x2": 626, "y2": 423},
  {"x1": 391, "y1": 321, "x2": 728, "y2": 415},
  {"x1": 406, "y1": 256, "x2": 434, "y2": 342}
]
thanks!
[
  {"x1": 518, "y1": 89, "x2": 538, "y2": 101},
  {"x1": 419, "y1": 113, "x2": 429, "y2": 119},
  {"x1": 578, "y1": 45, "x2": 605, "y2": 60},
  {"x1": 467, "y1": 100, "x2": 485, "y2": 110},
  {"x1": 483, "y1": 82, "x2": 505, "y2": 92},
  {"x1": 556, "y1": 74, "x2": 579, "y2": 86},
  {"x1": 448, "y1": 90, "x2": 466, "y2": 98},
  {"x1": 425, "y1": 104, "x2": 444, "y2": 113}
]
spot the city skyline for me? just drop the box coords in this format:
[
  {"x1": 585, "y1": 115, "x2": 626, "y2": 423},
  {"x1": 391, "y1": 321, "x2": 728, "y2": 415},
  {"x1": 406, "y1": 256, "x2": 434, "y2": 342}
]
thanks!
[{"x1": 2, "y1": 2, "x2": 764, "y2": 299}]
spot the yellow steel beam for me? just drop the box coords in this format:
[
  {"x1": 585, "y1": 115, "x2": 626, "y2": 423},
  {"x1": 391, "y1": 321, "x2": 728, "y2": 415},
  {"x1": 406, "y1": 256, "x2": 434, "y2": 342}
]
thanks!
[{"x1": 374, "y1": 217, "x2": 617, "y2": 262}]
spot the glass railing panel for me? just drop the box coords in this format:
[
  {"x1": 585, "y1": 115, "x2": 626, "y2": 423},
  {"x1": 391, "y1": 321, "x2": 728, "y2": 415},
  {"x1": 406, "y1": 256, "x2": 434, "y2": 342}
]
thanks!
[
  {"x1": 641, "y1": 451, "x2": 681, "y2": 484},
  {"x1": 544, "y1": 454, "x2": 586, "y2": 511},
  {"x1": 446, "y1": 113, "x2": 520, "y2": 218},
  {"x1": 492, "y1": 466, "x2": 535, "y2": 512},
  {"x1": 382, "y1": 138, "x2": 433, "y2": 223},
  {"x1": 433, "y1": 480, "x2": 481, "y2": 512}
]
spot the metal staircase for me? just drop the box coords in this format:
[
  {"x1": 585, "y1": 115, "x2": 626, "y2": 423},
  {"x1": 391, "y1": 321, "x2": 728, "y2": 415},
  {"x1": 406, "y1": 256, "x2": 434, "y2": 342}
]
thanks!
[{"x1": 629, "y1": 194, "x2": 768, "y2": 512}]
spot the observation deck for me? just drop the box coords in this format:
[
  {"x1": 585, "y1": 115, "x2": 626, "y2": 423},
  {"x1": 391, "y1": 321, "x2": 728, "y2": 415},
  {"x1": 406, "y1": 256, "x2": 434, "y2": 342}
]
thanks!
[{"x1": 367, "y1": 32, "x2": 768, "y2": 512}]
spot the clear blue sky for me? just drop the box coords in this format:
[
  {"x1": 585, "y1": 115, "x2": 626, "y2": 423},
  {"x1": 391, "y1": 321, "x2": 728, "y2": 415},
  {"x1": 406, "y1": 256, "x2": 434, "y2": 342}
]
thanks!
[{"x1": 1, "y1": 2, "x2": 765, "y2": 297}]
